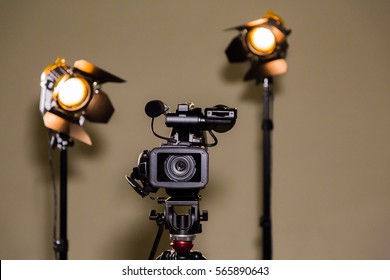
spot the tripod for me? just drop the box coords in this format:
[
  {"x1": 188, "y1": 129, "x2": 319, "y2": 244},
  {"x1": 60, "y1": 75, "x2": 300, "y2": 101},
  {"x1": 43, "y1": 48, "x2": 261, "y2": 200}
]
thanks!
[{"x1": 148, "y1": 192, "x2": 208, "y2": 260}]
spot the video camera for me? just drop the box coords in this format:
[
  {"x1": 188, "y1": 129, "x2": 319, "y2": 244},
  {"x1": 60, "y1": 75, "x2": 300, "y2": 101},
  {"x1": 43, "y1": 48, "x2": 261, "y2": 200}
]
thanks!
[{"x1": 126, "y1": 100, "x2": 237, "y2": 197}]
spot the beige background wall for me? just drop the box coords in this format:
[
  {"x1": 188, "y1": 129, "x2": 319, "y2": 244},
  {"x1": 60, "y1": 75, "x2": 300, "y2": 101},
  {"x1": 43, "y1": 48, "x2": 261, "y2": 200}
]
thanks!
[{"x1": 0, "y1": 0, "x2": 389, "y2": 260}]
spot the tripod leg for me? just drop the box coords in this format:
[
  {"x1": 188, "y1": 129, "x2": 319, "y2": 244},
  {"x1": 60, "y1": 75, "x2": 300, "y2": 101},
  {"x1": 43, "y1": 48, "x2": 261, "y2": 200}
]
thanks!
[
  {"x1": 149, "y1": 223, "x2": 164, "y2": 260},
  {"x1": 148, "y1": 210, "x2": 165, "y2": 260}
]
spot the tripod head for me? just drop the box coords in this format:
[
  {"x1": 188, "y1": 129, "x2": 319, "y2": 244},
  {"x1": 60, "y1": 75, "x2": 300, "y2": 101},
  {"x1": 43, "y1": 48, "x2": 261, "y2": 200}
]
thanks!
[{"x1": 149, "y1": 196, "x2": 208, "y2": 259}]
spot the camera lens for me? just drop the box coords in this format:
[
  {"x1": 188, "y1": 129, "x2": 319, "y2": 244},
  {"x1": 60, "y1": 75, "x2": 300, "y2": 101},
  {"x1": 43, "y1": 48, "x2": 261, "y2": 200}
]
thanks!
[{"x1": 164, "y1": 155, "x2": 196, "y2": 182}]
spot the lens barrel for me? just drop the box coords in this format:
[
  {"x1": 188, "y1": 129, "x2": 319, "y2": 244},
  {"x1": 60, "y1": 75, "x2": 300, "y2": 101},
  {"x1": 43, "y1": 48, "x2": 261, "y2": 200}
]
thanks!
[
  {"x1": 164, "y1": 155, "x2": 197, "y2": 182},
  {"x1": 148, "y1": 146, "x2": 208, "y2": 189}
]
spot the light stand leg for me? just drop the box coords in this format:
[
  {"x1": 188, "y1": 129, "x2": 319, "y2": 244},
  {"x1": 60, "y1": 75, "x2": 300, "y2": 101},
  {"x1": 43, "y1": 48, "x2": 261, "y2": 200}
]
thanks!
[{"x1": 261, "y1": 77, "x2": 273, "y2": 260}]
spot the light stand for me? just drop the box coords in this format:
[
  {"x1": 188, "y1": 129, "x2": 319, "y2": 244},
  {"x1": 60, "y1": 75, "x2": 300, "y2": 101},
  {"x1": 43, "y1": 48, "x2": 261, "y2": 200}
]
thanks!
[
  {"x1": 40, "y1": 58, "x2": 125, "y2": 259},
  {"x1": 224, "y1": 11, "x2": 291, "y2": 260},
  {"x1": 52, "y1": 133, "x2": 73, "y2": 260},
  {"x1": 261, "y1": 76, "x2": 273, "y2": 260}
]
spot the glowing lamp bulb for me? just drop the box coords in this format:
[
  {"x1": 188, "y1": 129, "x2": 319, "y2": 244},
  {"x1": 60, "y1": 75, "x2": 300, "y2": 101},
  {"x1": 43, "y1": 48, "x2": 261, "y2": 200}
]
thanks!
[
  {"x1": 57, "y1": 77, "x2": 91, "y2": 111},
  {"x1": 247, "y1": 27, "x2": 276, "y2": 55}
]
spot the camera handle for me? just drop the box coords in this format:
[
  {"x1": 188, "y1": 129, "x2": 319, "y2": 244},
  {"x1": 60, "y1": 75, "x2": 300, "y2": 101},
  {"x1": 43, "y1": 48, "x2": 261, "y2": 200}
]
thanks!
[
  {"x1": 125, "y1": 150, "x2": 159, "y2": 198},
  {"x1": 148, "y1": 196, "x2": 208, "y2": 260},
  {"x1": 125, "y1": 174, "x2": 148, "y2": 197}
]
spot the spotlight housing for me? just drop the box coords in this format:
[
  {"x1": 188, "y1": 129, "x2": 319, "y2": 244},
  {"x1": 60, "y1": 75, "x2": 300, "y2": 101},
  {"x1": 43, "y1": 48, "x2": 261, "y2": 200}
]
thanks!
[
  {"x1": 225, "y1": 11, "x2": 291, "y2": 82},
  {"x1": 40, "y1": 58, "x2": 125, "y2": 145}
]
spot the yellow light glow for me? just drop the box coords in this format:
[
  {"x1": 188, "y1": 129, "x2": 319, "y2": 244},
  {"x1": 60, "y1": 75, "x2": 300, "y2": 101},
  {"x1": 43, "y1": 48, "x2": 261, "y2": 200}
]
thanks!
[
  {"x1": 57, "y1": 77, "x2": 91, "y2": 111},
  {"x1": 247, "y1": 27, "x2": 276, "y2": 55}
]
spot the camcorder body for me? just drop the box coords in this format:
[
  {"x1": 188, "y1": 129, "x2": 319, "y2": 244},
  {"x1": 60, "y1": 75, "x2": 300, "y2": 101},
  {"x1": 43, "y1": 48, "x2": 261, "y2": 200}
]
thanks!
[{"x1": 126, "y1": 100, "x2": 237, "y2": 197}]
